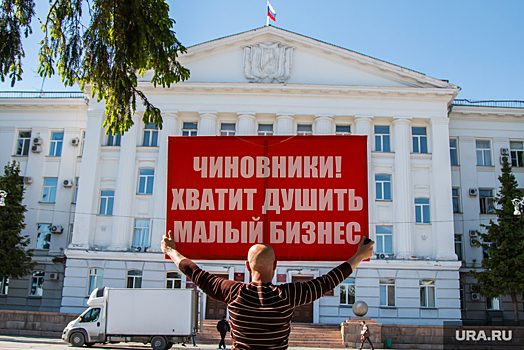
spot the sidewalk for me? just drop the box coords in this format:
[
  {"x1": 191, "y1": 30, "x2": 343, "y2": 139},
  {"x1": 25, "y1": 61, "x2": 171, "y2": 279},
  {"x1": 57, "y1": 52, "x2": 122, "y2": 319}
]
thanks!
[{"x1": 0, "y1": 335, "x2": 398, "y2": 349}]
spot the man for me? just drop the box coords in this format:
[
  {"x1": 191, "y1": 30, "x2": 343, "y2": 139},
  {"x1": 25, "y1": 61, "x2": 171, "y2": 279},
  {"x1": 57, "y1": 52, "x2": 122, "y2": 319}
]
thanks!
[
  {"x1": 162, "y1": 231, "x2": 374, "y2": 350},
  {"x1": 359, "y1": 321, "x2": 374, "y2": 350},
  {"x1": 217, "y1": 315, "x2": 230, "y2": 349}
]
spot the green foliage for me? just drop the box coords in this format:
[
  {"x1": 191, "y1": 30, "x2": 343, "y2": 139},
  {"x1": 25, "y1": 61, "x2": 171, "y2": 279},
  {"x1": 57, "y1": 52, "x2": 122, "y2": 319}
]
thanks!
[
  {"x1": 470, "y1": 156, "x2": 524, "y2": 320},
  {"x1": 1, "y1": 0, "x2": 190, "y2": 134},
  {"x1": 0, "y1": 0, "x2": 35, "y2": 86},
  {"x1": 0, "y1": 161, "x2": 35, "y2": 280}
]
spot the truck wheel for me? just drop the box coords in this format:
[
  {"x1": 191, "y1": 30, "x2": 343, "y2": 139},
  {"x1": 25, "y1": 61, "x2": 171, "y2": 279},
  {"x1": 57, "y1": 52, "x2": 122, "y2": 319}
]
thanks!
[
  {"x1": 166, "y1": 343, "x2": 173, "y2": 349},
  {"x1": 70, "y1": 332, "x2": 85, "y2": 347},
  {"x1": 151, "y1": 336, "x2": 167, "y2": 350}
]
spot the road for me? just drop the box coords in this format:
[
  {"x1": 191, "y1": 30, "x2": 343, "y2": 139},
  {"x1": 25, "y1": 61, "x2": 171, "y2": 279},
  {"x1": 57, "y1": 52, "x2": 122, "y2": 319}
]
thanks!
[{"x1": 0, "y1": 335, "x2": 393, "y2": 350}]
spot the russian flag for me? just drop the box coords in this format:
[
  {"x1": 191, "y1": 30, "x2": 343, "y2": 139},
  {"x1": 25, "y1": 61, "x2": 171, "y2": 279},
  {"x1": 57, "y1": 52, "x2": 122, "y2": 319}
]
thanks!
[{"x1": 268, "y1": 2, "x2": 276, "y2": 21}]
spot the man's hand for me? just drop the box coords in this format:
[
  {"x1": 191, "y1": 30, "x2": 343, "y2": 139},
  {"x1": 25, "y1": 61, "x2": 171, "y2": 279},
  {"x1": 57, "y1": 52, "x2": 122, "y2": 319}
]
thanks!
[
  {"x1": 347, "y1": 237, "x2": 374, "y2": 271},
  {"x1": 161, "y1": 230, "x2": 176, "y2": 255},
  {"x1": 355, "y1": 237, "x2": 374, "y2": 261},
  {"x1": 161, "y1": 230, "x2": 187, "y2": 268}
]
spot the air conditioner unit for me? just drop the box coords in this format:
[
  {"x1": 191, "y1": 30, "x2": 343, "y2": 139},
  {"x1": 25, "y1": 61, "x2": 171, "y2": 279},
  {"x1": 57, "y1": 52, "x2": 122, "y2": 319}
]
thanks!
[
  {"x1": 469, "y1": 188, "x2": 478, "y2": 196},
  {"x1": 71, "y1": 137, "x2": 80, "y2": 146},
  {"x1": 33, "y1": 137, "x2": 42, "y2": 145},
  {"x1": 63, "y1": 179, "x2": 73, "y2": 187},
  {"x1": 23, "y1": 176, "x2": 33, "y2": 185},
  {"x1": 471, "y1": 293, "x2": 481, "y2": 301},
  {"x1": 133, "y1": 246, "x2": 142, "y2": 252},
  {"x1": 469, "y1": 230, "x2": 477, "y2": 237},
  {"x1": 31, "y1": 145, "x2": 41, "y2": 153},
  {"x1": 470, "y1": 237, "x2": 477, "y2": 246},
  {"x1": 376, "y1": 253, "x2": 389, "y2": 260},
  {"x1": 48, "y1": 273, "x2": 59, "y2": 280},
  {"x1": 51, "y1": 225, "x2": 63, "y2": 233},
  {"x1": 500, "y1": 147, "x2": 509, "y2": 156}
]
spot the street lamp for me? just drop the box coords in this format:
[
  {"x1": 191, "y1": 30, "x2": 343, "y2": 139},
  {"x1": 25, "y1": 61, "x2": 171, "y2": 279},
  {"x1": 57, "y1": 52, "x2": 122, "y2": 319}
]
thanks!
[
  {"x1": 0, "y1": 190, "x2": 6, "y2": 206},
  {"x1": 512, "y1": 198, "x2": 524, "y2": 216}
]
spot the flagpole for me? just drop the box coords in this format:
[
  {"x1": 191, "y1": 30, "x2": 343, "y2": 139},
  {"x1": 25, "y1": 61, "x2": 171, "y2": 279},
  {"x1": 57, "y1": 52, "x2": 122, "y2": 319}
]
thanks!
[{"x1": 266, "y1": 0, "x2": 269, "y2": 26}]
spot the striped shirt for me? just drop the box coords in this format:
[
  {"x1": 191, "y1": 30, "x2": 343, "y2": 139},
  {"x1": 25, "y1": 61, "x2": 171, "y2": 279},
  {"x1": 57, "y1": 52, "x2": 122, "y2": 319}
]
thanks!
[{"x1": 179, "y1": 259, "x2": 353, "y2": 350}]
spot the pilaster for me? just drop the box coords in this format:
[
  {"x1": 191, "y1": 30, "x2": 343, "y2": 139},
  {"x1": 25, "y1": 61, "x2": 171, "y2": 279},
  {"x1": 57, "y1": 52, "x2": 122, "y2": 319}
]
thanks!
[
  {"x1": 198, "y1": 113, "x2": 218, "y2": 136},
  {"x1": 314, "y1": 115, "x2": 334, "y2": 135},
  {"x1": 108, "y1": 116, "x2": 139, "y2": 251},
  {"x1": 237, "y1": 114, "x2": 256, "y2": 135},
  {"x1": 276, "y1": 115, "x2": 294, "y2": 135},
  {"x1": 70, "y1": 111, "x2": 103, "y2": 249},
  {"x1": 149, "y1": 113, "x2": 178, "y2": 252},
  {"x1": 392, "y1": 117, "x2": 414, "y2": 258},
  {"x1": 430, "y1": 117, "x2": 457, "y2": 260}
]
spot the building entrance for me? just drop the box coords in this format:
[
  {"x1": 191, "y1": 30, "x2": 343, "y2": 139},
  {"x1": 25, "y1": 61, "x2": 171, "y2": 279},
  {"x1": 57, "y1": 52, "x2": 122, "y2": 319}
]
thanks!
[
  {"x1": 205, "y1": 274, "x2": 229, "y2": 319},
  {"x1": 291, "y1": 275, "x2": 314, "y2": 323}
]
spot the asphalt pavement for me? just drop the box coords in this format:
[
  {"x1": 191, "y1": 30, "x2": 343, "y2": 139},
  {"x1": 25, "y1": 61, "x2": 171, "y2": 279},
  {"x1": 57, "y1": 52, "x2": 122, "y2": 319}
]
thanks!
[{"x1": 0, "y1": 335, "x2": 400, "y2": 350}]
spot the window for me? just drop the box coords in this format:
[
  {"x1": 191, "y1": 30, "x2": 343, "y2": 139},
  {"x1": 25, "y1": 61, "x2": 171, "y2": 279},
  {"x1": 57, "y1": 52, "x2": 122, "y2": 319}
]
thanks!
[
  {"x1": 29, "y1": 271, "x2": 44, "y2": 296},
  {"x1": 412, "y1": 127, "x2": 427, "y2": 153},
  {"x1": 476, "y1": 140, "x2": 492, "y2": 166},
  {"x1": 487, "y1": 297, "x2": 500, "y2": 310},
  {"x1": 133, "y1": 219, "x2": 151, "y2": 248},
  {"x1": 452, "y1": 188, "x2": 460, "y2": 213},
  {"x1": 0, "y1": 277, "x2": 9, "y2": 295},
  {"x1": 459, "y1": 284, "x2": 465, "y2": 310},
  {"x1": 455, "y1": 234, "x2": 463, "y2": 261},
  {"x1": 335, "y1": 125, "x2": 351, "y2": 135},
  {"x1": 42, "y1": 178, "x2": 58, "y2": 203},
  {"x1": 143, "y1": 123, "x2": 158, "y2": 146},
  {"x1": 415, "y1": 198, "x2": 430, "y2": 224},
  {"x1": 106, "y1": 130, "x2": 121, "y2": 146},
  {"x1": 220, "y1": 123, "x2": 236, "y2": 136},
  {"x1": 450, "y1": 139, "x2": 458, "y2": 166},
  {"x1": 74, "y1": 177, "x2": 79, "y2": 203},
  {"x1": 166, "y1": 272, "x2": 182, "y2": 289},
  {"x1": 297, "y1": 124, "x2": 313, "y2": 135},
  {"x1": 99, "y1": 190, "x2": 115, "y2": 216},
  {"x1": 379, "y1": 278, "x2": 395, "y2": 307},
  {"x1": 80, "y1": 308, "x2": 101, "y2": 323},
  {"x1": 375, "y1": 174, "x2": 391, "y2": 201},
  {"x1": 138, "y1": 168, "x2": 154, "y2": 194},
  {"x1": 420, "y1": 280, "x2": 436, "y2": 308},
  {"x1": 127, "y1": 270, "x2": 142, "y2": 288},
  {"x1": 375, "y1": 126, "x2": 390, "y2": 152},
  {"x1": 258, "y1": 124, "x2": 274, "y2": 135},
  {"x1": 182, "y1": 122, "x2": 198, "y2": 136},
  {"x1": 339, "y1": 277, "x2": 355, "y2": 305},
  {"x1": 16, "y1": 131, "x2": 31, "y2": 156},
  {"x1": 479, "y1": 189, "x2": 495, "y2": 214},
  {"x1": 376, "y1": 226, "x2": 393, "y2": 255},
  {"x1": 510, "y1": 141, "x2": 523, "y2": 167},
  {"x1": 80, "y1": 131, "x2": 86, "y2": 156},
  {"x1": 88, "y1": 268, "x2": 104, "y2": 294},
  {"x1": 35, "y1": 224, "x2": 51, "y2": 250},
  {"x1": 49, "y1": 132, "x2": 64, "y2": 156}
]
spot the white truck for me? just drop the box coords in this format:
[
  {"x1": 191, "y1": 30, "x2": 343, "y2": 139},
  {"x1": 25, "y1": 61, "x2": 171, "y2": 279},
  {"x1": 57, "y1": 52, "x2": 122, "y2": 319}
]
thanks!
[{"x1": 62, "y1": 287, "x2": 200, "y2": 350}]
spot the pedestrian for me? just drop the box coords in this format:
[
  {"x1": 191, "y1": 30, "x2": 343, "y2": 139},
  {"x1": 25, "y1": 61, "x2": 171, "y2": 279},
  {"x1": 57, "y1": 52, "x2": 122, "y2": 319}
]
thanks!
[
  {"x1": 217, "y1": 315, "x2": 230, "y2": 349},
  {"x1": 359, "y1": 321, "x2": 374, "y2": 350},
  {"x1": 162, "y1": 231, "x2": 374, "y2": 350},
  {"x1": 181, "y1": 335, "x2": 197, "y2": 347}
]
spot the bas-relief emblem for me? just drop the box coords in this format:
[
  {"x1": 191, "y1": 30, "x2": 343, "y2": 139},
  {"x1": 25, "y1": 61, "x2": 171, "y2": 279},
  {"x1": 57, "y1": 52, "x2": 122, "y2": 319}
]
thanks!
[{"x1": 243, "y1": 43, "x2": 293, "y2": 83}]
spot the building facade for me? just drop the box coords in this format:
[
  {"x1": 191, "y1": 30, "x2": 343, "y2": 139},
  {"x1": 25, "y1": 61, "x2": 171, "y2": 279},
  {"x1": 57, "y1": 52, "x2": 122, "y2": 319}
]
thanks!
[{"x1": 0, "y1": 26, "x2": 522, "y2": 325}]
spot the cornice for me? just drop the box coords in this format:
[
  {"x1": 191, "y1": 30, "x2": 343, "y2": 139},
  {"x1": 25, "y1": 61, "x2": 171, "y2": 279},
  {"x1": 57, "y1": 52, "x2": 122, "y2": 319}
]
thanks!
[
  {"x1": 138, "y1": 81, "x2": 458, "y2": 103},
  {"x1": 450, "y1": 105, "x2": 524, "y2": 118}
]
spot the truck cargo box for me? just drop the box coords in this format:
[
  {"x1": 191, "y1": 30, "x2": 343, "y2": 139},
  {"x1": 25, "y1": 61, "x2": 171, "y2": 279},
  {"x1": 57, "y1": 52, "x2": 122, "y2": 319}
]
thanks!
[{"x1": 105, "y1": 288, "x2": 197, "y2": 336}]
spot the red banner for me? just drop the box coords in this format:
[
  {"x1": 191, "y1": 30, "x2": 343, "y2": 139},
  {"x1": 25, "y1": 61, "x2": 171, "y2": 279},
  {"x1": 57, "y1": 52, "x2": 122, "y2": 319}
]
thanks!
[{"x1": 167, "y1": 135, "x2": 368, "y2": 261}]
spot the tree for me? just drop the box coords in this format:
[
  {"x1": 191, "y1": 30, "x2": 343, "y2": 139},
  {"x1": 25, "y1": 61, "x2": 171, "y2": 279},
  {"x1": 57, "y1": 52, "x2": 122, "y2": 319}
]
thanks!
[
  {"x1": 0, "y1": 161, "x2": 36, "y2": 282},
  {"x1": 471, "y1": 156, "x2": 524, "y2": 323},
  {"x1": 0, "y1": 0, "x2": 190, "y2": 134}
]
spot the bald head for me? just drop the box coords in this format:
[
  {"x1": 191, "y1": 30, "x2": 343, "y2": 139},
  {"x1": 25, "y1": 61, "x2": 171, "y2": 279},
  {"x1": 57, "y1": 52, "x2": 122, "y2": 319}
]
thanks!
[{"x1": 247, "y1": 244, "x2": 275, "y2": 272}]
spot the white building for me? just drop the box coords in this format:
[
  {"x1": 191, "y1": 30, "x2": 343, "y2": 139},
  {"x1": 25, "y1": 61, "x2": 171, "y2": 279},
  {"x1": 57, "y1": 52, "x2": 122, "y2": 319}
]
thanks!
[{"x1": 1, "y1": 26, "x2": 522, "y2": 325}]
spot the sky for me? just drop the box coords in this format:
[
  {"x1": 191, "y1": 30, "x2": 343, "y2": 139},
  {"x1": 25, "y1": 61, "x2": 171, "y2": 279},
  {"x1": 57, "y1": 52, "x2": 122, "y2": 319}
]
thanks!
[{"x1": 2, "y1": 0, "x2": 524, "y2": 101}]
